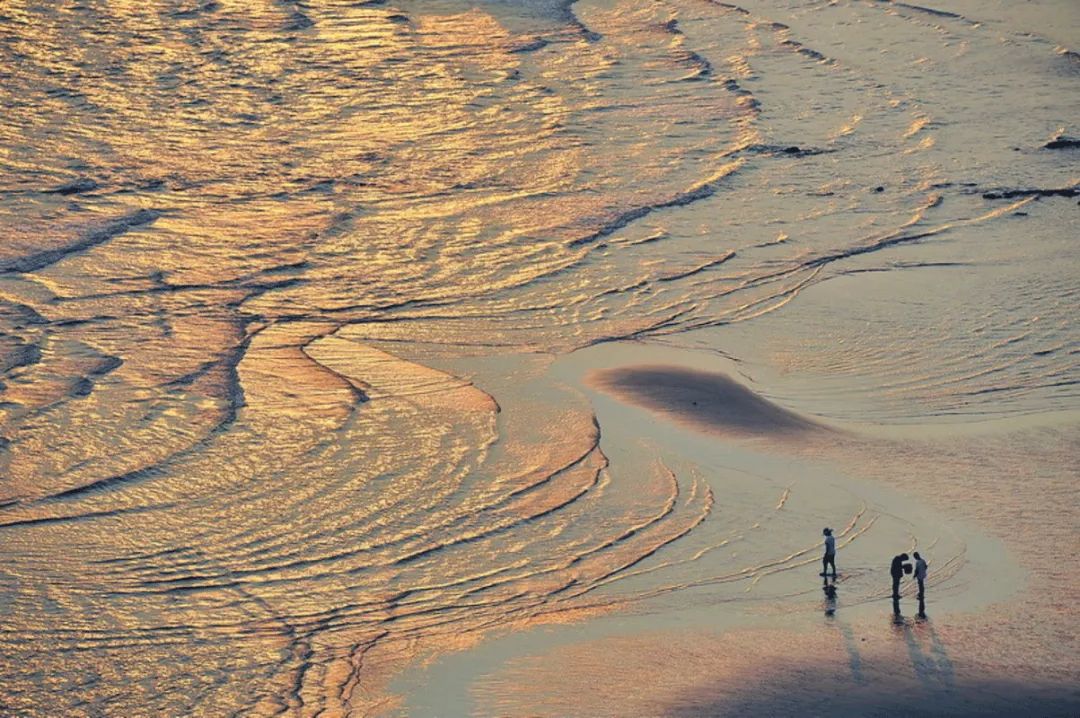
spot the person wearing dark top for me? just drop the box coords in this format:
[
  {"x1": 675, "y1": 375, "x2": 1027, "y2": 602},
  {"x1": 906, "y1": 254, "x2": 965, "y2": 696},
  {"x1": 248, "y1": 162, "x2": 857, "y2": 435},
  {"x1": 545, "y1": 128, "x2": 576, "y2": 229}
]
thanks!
[
  {"x1": 820, "y1": 527, "x2": 837, "y2": 578},
  {"x1": 890, "y1": 553, "x2": 910, "y2": 599}
]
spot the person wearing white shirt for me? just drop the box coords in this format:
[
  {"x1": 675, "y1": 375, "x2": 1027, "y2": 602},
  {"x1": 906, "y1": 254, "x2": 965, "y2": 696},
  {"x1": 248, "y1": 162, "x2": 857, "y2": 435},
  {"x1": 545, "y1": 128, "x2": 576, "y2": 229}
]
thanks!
[
  {"x1": 820, "y1": 527, "x2": 837, "y2": 578},
  {"x1": 913, "y1": 551, "x2": 928, "y2": 598},
  {"x1": 913, "y1": 551, "x2": 928, "y2": 618}
]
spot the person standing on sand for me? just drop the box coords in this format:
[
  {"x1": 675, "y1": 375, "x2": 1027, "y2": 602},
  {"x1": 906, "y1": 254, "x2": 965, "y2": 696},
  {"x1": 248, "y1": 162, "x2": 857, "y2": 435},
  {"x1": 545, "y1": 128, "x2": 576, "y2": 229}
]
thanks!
[
  {"x1": 890, "y1": 553, "x2": 910, "y2": 599},
  {"x1": 913, "y1": 551, "x2": 928, "y2": 618},
  {"x1": 820, "y1": 527, "x2": 837, "y2": 578},
  {"x1": 913, "y1": 552, "x2": 927, "y2": 599}
]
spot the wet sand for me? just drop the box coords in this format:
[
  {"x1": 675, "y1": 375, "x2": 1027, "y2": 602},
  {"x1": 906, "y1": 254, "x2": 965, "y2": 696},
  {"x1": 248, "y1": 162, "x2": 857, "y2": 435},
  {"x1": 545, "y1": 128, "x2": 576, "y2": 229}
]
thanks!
[
  {"x1": 467, "y1": 627, "x2": 1074, "y2": 717},
  {"x1": 393, "y1": 349, "x2": 1077, "y2": 715},
  {"x1": 1, "y1": 0, "x2": 1077, "y2": 714}
]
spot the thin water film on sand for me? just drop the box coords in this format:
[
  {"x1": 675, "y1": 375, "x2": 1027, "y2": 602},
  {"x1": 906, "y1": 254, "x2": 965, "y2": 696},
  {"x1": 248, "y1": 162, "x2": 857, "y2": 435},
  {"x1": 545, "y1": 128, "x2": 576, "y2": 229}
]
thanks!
[{"x1": 0, "y1": 0, "x2": 1077, "y2": 715}]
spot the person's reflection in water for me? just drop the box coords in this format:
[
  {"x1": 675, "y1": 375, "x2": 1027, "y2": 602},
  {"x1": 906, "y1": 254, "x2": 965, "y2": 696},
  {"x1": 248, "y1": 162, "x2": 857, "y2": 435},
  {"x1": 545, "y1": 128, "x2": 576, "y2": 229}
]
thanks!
[
  {"x1": 823, "y1": 576, "x2": 866, "y2": 685},
  {"x1": 822, "y1": 575, "x2": 838, "y2": 617}
]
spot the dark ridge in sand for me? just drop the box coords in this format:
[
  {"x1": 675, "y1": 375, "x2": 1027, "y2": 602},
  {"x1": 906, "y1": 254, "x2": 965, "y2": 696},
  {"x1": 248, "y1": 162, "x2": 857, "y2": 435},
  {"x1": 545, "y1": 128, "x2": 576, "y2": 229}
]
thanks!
[
  {"x1": 29, "y1": 328, "x2": 252, "y2": 505},
  {"x1": 43, "y1": 178, "x2": 99, "y2": 195},
  {"x1": 981, "y1": 187, "x2": 1078, "y2": 200},
  {"x1": 876, "y1": 0, "x2": 963, "y2": 21},
  {"x1": 589, "y1": 364, "x2": 824, "y2": 437},
  {"x1": 567, "y1": 178, "x2": 725, "y2": 248},
  {"x1": 0, "y1": 209, "x2": 160, "y2": 274}
]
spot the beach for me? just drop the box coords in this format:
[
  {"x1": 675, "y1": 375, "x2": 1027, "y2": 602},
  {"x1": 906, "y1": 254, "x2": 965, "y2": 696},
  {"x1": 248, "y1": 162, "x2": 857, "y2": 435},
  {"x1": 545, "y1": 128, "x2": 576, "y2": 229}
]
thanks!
[{"x1": 0, "y1": 0, "x2": 1077, "y2": 715}]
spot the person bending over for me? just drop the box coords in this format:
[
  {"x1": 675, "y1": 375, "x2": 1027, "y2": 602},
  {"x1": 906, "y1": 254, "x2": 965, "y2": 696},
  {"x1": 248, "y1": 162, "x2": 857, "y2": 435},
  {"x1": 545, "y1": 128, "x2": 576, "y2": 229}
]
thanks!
[{"x1": 890, "y1": 553, "x2": 910, "y2": 599}]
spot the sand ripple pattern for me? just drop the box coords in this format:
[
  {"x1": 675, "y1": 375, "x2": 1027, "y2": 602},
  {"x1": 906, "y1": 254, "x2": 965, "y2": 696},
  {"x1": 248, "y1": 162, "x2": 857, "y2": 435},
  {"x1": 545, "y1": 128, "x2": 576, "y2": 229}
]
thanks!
[{"x1": 0, "y1": 0, "x2": 1075, "y2": 714}]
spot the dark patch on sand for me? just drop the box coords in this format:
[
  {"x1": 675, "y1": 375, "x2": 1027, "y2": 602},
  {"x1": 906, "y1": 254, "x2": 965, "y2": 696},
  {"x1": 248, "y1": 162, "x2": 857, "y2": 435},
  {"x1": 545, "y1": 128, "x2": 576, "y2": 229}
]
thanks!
[
  {"x1": 1043, "y1": 136, "x2": 1080, "y2": 150},
  {"x1": 589, "y1": 364, "x2": 824, "y2": 437}
]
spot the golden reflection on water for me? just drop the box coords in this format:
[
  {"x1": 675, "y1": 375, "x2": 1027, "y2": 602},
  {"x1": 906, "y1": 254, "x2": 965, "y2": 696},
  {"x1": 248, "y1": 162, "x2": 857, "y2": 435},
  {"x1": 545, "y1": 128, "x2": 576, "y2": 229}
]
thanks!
[
  {"x1": 0, "y1": 5, "x2": 743, "y2": 712},
  {"x1": 1, "y1": 0, "x2": 1077, "y2": 714}
]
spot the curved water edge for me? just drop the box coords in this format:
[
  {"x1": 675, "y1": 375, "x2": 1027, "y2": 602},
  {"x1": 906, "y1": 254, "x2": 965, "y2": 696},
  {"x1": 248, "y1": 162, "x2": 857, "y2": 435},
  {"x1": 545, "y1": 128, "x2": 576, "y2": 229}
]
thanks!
[{"x1": 0, "y1": 0, "x2": 1077, "y2": 714}]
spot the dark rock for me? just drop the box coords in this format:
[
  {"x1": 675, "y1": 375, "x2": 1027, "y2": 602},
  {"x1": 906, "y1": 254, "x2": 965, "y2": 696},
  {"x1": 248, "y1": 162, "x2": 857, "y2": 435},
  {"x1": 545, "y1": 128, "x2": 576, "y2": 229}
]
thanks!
[
  {"x1": 874, "y1": 186, "x2": 885, "y2": 192},
  {"x1": 72, "y1": 378, "x2": 94, "y2": 397},
  {"x1": 744, "y1": 144, "x2": 825, "y2": 158}
]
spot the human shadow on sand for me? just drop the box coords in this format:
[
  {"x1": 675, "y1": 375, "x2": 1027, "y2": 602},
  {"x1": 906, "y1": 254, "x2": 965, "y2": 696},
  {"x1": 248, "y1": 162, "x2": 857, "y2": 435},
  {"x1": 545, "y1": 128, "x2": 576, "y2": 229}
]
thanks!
[{"x1": 665, "y1": 667, "x2": 1076, "y2": 717}]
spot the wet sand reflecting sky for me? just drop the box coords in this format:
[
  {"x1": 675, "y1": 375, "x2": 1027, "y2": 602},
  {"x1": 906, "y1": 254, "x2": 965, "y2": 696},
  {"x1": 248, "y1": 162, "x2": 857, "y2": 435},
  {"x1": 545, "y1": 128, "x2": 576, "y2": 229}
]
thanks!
[{"x1": 0, "y1": 0, "x2": 1077, "y2": 715}]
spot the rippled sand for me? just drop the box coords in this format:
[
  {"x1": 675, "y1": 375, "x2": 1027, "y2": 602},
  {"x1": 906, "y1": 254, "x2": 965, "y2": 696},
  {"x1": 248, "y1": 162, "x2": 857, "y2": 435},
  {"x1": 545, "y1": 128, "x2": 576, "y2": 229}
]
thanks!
[{"x1": 0, "y1": 0, "x2": 1077, "y2": 715}]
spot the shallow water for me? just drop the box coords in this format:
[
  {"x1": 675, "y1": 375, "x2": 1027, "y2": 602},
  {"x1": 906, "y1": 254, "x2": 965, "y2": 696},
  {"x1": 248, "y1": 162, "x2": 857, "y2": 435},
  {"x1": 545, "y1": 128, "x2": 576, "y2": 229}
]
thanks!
[{"x1": 0, "y1": 0, "x2": 1077, "y2": 715}]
